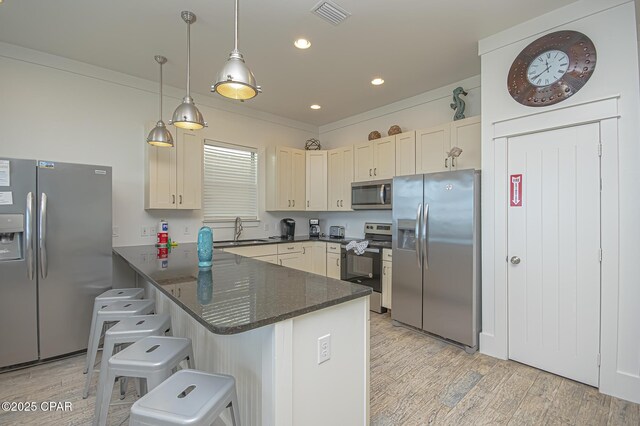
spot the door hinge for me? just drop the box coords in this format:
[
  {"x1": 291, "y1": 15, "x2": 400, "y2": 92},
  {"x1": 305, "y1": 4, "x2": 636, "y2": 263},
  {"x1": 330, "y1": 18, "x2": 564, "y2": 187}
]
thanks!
[
  {"x1": 597, "y1": 353, "x2": 601, "y2": 367},
  {"x1": 598, "y1": 248, "x2": 603, "y2": 262},
  {"x1": 598, "y1": 143, "x2": 602, "y2": 157}
]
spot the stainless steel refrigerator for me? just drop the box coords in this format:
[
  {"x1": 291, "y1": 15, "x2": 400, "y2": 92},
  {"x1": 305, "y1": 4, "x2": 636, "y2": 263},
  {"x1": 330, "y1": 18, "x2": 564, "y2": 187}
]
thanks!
[
  {"x1": 392, "y1": 169, "x2": 481, "y2": 351},
  {"x1": 0, "y1": 158, "x2": 112, "y2": 368}
]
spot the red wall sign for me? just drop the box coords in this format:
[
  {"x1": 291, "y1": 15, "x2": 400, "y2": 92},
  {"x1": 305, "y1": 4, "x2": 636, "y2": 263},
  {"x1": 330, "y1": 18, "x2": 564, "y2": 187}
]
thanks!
[{"x1": 510, "y1": 174, "x2": 523, "y2": 207}]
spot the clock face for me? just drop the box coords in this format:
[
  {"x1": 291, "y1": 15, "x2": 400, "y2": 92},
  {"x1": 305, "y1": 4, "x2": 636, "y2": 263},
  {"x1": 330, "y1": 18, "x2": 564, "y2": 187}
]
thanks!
[
  {"x1": 526, "y1": 50, "x2": 569, "y2": 87},
  {"x1": 508, "y1": 31, "x2": 596, "y2": 107}
]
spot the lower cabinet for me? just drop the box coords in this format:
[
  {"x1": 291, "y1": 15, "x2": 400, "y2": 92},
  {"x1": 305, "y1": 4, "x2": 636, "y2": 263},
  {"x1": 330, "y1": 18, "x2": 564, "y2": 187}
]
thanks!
[
  {"x1": 382, "y1": 249, "x2": 392, "y2": 309},
  {"x1": 326, "y1": 253, "x2": 341, "y2": 279},
  {"x1": 254, "y1": 254, "x2": 278, "y2": 264},
  {"x1": 278, "y1": 252, "x2": 305, "y2": 270},
  {"x1": 302, "y1": 242, "x2": 327, "y2": 276}
]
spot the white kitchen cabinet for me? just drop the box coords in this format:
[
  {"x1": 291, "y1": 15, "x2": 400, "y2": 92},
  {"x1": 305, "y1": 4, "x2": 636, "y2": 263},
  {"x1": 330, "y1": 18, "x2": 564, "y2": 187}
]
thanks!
[
  {"x1": 145, "y1": 125, "x2": 202, "y2": 210},
  {"x1": 305, "y1": 151, "x2": 327, "y2": 211},
  {"x1": 449, "y1": 116, "x2": 481, "y2": 171},
  {"x1": 278, "y1": 252, "x2": 305, "y2": 270},
  {"x1": 326, "y1": 252, "x2": 341, "y2": 279},
  {"x1": 353, "y1": 137, "x2": 396, "y2": 181},
  {"x1": 327, "y1": 146, "x2": 354, "y2": 211},
  {"x1": 254, "y1": 254, "x2": 279, "y2": 264},
  {"x1": 382, "y1": 260, "x2": 392, "y2": 309},
  {"x1": 415, "y1": 116, "x2": 480, "y2": 174},
  {"x1": 301, "y1": 241, "x2": 327, "y2": 276},
  {"x1": 395, "y1": 131, "x2": 416, "y2": 176},
  {"x1": 266, "y1": 146, "x2": 306, "y2": 211}
]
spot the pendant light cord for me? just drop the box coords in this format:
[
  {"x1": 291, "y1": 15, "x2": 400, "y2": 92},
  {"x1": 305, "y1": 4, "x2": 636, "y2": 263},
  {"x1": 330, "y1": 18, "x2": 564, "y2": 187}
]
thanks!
[
  {"x1": 234, "y1": 0, "x2": 239, "y2": 53},
  {"x1": 159, "y1": 61, "x2": 163, "y2": 119},
  {"x1": 186, "y1": 19, "x2": 191, "y2": 97}
]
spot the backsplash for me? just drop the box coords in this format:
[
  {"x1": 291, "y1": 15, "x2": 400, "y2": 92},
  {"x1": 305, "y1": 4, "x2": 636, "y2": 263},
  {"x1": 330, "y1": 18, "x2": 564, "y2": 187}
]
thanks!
[{"x1": 317, "y1": 210, "x2": 392, "y2": 238}]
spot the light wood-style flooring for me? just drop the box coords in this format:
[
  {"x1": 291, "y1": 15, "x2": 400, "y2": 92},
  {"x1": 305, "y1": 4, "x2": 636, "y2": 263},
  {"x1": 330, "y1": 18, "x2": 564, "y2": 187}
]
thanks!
[{"x1": 0, "y1": 312, "x2": 638, "y2": 425}]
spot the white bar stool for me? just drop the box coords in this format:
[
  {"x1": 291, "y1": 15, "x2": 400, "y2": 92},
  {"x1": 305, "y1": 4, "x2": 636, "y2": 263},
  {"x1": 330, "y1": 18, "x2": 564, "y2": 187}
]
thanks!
[
  {"x1": 89, "y1": 313, "x2": 172, "y2": 402},
  {"x1": 95, "y1": 336, "x2": 195, "y2": 426},
  {"x1": 84, "y1": 288, "x2": 145, "y2": 374},
  {"x1": 83, "y1": 299, "x2": 155, "y2": 399},
  {"x1": 129, "y1": 369, "x2": 240, "y2": 426}
]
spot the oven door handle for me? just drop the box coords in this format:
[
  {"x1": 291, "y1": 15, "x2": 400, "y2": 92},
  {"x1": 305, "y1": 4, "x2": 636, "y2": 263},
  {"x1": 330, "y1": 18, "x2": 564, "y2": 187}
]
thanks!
[{"x1": 379, "y1": 185, "x2": 385, "y2": 205}]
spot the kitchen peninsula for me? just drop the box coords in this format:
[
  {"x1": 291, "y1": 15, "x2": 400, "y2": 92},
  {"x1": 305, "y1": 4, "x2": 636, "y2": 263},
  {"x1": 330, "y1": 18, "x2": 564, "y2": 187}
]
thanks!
[{"x1": 112, "y1": 244, "x2": 371, "y2": 426}]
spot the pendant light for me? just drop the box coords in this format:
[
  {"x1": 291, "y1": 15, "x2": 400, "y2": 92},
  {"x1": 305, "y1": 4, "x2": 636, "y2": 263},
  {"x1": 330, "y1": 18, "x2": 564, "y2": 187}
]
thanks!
[
  {"x1": 147, "y1": 55, "x2": 174, "y2": 147},
  {"x1": 211, "y1": 0, "x2": 261, "y2": 100},
  {"x1": 171, "y1": 11, "x2": 206, "y2": 130}
]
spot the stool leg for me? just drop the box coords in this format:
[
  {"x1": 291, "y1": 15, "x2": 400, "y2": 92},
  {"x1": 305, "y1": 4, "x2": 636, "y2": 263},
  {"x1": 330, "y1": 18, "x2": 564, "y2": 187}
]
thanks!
[
  {"x1": 146, "y1": 370, "x2": 171, "y2": 392},
  {"x1": 229, "y1": 389, "x2": 241, "y2": 426},
  {"x1": 186, "y1": 347, "x2": 196, "y2": 369},
  {"x1": 83, "y1": 317, "x2": 105, "y2": 399},
  {"x1": 86, "y1": 332, "x2": 115, "y2": 399},
  {"x1": 84, "y1": 303, "x2": 100, "y2": 374},
  {"x1": 95, "y1": 370, "x2": 116, "y2": 426},
  {"x1": 119, "y1": 377, "x2": 127, "y2": 400}
]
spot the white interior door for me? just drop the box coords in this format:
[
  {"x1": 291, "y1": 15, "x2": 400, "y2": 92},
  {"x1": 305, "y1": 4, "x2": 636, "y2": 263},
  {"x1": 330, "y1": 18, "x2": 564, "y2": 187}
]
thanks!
[{"x1": 507, "y1": 123, "x2": 601, "y2": 387}]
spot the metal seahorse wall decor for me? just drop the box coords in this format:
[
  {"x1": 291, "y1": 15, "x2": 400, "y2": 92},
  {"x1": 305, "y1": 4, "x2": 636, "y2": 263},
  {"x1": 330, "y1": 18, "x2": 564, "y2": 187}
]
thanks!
[{"x1": 450, "y1": 86, "x2": 468, "y2": 121}]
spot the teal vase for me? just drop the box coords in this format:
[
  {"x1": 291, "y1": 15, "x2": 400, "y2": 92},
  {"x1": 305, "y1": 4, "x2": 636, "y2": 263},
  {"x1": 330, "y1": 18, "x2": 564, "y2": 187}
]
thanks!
[{"x1": 197, "y1": 226, "x2": 213, "y2": 268}]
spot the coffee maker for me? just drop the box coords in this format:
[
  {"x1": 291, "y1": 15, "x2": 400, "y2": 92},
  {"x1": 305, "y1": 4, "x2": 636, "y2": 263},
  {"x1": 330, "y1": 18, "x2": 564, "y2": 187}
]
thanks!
[
  {"x1": 309, "y1": 219, "x2": 320, "y2": 238},
  {"x1": 280, "y1": 218, "x2": 295, "y2": 240}
]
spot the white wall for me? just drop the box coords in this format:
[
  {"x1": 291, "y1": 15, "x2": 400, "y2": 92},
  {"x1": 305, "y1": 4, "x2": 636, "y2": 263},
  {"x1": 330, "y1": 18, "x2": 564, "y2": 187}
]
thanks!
[
  {"x1": 479, "y1": 0, "x2": 640, "y2": 403},
  {"x1": 317, "y1": 75, "x2": 481, "y2": 234},
  {"x1": 0, "y1": 42, "x2": 317, "y2": 246}
]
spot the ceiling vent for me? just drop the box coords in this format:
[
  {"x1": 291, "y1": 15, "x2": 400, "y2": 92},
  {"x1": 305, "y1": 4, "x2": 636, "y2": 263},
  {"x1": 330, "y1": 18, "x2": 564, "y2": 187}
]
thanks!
[{"x1": 311, "y1": 1, "x2": 351, "y2": 26}]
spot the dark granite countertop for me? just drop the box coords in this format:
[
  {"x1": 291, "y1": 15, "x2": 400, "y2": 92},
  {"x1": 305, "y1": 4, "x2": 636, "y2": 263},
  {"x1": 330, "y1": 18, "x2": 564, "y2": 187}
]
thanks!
[{"x1": 112, "y1": 244, "x2": 371, "y2": 335}]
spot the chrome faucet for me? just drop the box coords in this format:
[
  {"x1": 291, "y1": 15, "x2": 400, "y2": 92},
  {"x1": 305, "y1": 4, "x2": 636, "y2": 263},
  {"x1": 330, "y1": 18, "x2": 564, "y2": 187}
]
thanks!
[{"x1": 234, "y1": 216, "x2": 243, "y2": 241}]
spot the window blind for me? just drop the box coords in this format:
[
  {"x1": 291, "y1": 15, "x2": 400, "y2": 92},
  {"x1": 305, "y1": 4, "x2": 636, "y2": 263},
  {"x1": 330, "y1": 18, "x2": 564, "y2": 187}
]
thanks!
[{"x1": 203, "y1": 140, "x2": 258, "y2": 221}]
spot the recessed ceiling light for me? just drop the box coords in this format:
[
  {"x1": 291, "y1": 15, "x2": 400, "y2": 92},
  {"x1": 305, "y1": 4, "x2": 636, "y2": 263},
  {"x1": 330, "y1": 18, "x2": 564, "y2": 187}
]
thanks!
[
  {"x1": 310, "y1": 104, "x2": 321, "y2": 110},
  {"x1": 294, "y1": 38, "x2": 311, "y2": 49},
  {"x1": 371, "y1": 78, "x2": 385, "y2": 86}
]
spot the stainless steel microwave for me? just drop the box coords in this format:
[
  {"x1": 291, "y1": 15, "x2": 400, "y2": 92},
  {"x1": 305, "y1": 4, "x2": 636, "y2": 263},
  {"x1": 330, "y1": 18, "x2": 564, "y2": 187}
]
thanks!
[{"x1": 351, "y1": 179, "x2": 392, "y2": 210}]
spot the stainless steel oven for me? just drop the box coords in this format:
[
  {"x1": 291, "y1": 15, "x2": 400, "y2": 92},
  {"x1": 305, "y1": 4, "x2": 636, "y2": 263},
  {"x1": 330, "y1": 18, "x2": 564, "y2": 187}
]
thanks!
[
  {"x1": 351, "y1": 179, "x2": 392, "y2": 210},
  {"x1": 341, "y1": 246, "x2": 384, "y2": 312}
]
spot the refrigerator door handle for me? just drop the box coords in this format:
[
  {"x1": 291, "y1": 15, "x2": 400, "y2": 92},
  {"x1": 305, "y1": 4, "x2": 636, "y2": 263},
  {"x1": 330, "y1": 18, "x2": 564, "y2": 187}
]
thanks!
[
  {"x1": 415, "y1": 203, "x2": 422, "y2": 269},
  {"x1": 39, "y1": 192, "x2": 48, "y2": 279},
  {"x1": 423, "y1": 203, "x2": 429, "y2": 270},
  {"x1": 379, "y1": 185, "x2": 385, "y2": 205},
  {"x1": 26, "y1": 192, "x2": 35, "y2": 280}
]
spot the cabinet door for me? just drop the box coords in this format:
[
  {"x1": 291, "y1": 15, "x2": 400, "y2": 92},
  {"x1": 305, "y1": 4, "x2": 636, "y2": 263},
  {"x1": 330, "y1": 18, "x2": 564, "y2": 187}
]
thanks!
[
  {"x1": 291, "y1": 149, "x2": 306, "y2": 210},
  {"x1": 276, "y1": 147, "x2": 292, "y2": 210},
  {"x1": 382, "y1": 261, "x2": 392, "y2": 309},
  {"x1": 354, "y1": 142, "x2": 374, "y2": 182},
  {"x1": 395, "y1": 131, "x2": 416, "y2": 176},
  {"x1": 326, "y1": 253, "x2": 341, "y2": 279},
  {"x1": 341, "y1": 146, "x2": 354, "y2": 210},
  {"x1": 176, "y1": 130, "x2": 203, "y2": 209},
  {"x1": 450, "y1": 116, "x2": 481, "y2": 171},
  {"x1": 327, "y1": 148, "x2": 344, "y2": 211},
  {"x1": 305, "y1": 151, "x2": 327, "y2": 211},
  {"x1": 303, "y1": 242, "x2": 327, "y2": 276},
  {"x1": 146, "y1": 124, "x2": 177, "y2": 209},
  {"x1": 416, "y1": 124, "x2": 450, "y2": 173},
  {"x1": 373, "y1": 136, "x2": 396, "y2": 179},
  {"x1": 254, "y1": 254, "x2": 278, "y2": 264},
  {"x1": 278, "y1": 253, "x2": 305, "y2": 271}
]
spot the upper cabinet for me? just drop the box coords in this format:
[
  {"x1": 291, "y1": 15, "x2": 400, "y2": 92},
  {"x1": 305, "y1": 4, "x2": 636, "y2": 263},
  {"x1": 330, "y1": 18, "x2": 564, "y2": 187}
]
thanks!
[
  {"x1": 305, "y1": 151, "x2": 327, "y2": 211},
  {"x1": 145, "y1": 125, "x2": 202, "y2": 210},
  {"x1": 354, "y1": 136, "x2": 396, "y2": 181},
  {"x1": 266, "y1": 146, "x2": 306, "y2": 211},
  {"x1": 327, "y1": 146, "x2": 353, "y2": 211},
  {"x1": 395, "y1": 131, "x2": 417, "y2": 176},
  {"x1": 416, "y1": 116, "x2": 480, "y2": 174}
]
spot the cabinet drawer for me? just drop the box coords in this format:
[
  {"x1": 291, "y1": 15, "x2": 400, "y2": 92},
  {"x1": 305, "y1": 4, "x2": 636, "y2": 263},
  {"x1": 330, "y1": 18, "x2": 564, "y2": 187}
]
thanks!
[
  {"x1": 383, "y1": 248, "x2": 392, "y2": 261},
  {"x1": 327, "y1": 243, "x2": 341, "y2": 254},
  {"x1": 277, "y1": 242, "x2": 303, "y2": 254},
  {"x1": 254, "y1": 254, "x2": 278, "y2": 264},
  {"x1": 223, "y1": 244, "x2": 278, "y2": 257}
]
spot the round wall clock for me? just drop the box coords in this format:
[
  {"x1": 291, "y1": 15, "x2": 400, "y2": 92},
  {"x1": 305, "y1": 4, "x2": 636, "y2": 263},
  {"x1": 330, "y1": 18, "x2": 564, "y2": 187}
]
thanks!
[{"x1": 507, "y1": 30, "x2": 596, "y2": 107}]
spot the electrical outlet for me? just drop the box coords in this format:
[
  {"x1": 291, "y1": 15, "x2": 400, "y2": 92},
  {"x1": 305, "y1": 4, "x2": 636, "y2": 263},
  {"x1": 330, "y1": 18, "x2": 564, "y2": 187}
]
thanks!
[
  {"x1": 184, "y1": 226, "x2": 190, "y2": 235},
  {"x1": 112, "y1": 226, "x2": 119, "y2": 237},
  {"x1": 140, "y1": 226, "x2": 148, "y2": 237},
  {"x1": 317, "y1": 334, "x2": 331, "y2": 364}
]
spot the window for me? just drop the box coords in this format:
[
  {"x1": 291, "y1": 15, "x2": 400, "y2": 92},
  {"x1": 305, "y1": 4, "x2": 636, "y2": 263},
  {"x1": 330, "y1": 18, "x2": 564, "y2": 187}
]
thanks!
[{"x1": 203, "y1": 140, "x2": 258, "y2": 221}]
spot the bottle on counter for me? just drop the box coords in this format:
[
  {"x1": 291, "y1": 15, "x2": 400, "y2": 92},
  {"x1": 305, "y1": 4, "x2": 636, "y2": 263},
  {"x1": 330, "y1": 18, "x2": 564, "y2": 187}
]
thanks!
[{"x1": 197, "y1": 226, "x2": 213, "y2": 269}]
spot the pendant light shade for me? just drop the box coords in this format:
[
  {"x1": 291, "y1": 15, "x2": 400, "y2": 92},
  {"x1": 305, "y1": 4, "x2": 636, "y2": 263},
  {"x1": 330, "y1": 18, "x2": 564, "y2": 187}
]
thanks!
[
  {"x1": 147, "y1": 55, "x2": 174, "y2": 147},
  {"x1": 171, "y1": 11, "x2": 206, "y2": 130},
  {"x1": 212, "y1": 0, "x2": 261, "y2": 100}
]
